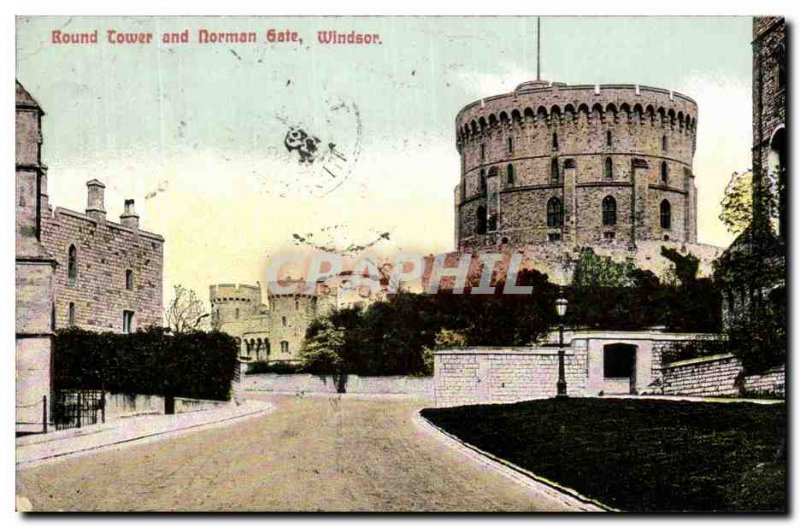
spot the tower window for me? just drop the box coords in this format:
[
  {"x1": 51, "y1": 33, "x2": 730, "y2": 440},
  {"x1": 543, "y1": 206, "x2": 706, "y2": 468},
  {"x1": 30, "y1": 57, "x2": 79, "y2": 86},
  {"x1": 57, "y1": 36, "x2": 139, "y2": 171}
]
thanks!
[
  {"x1": 235, "y1": 308, "x2": 239, "y2": 320},
  {"x1": 476, "y1": 205, "x2": 487, "y2": 235},
  {"x1": 282, "y1": 316, "x2": 287, "y2": 327},
  {"x1": 507, "y1": 137, "x2": 513, "y2": 153},
  {"x1": 662, "y1": 135, "x2": 668, "y2": 152},
  {"x1": 68, "y1": 302, "x2": 76, "y2": 327},
  {"x1": 606, "y1": 130, "x2": 612, "y2": 147},
  {"x1": 123, "y1": 310, "x2": 135, "y2": 334},
  {"x1": 125, "y1": 269, "x2": 133, "y2": 290},
  {"x1": 604, "y1": 158, "x2": 613, "y2": 180},
  {"x1": 661, "y1": 161, "x2": 669, "y2": 183},
  {"x1": 552, "y1": 133, "x2": 559, "y2": 151},
  {"x1": 550, "y1": 158, "x2": 560, "y2": 184},
  {"x1": 68, "y1": 245, "x2": 77, "y2": 284},
  {"x1": 281, "y1": 341, "x2": 289, "y2": 354},
  {"x1": 480, "y1": 143, "x2": 485, "y2": 160},
  {"x1": 506, "y1": 164, "x2": 515, "y2": 187},
  {"x1": 547, "y1": 197, "x2": 564, "y2": 228},
  {"x1": 479, "y1": 170, "x2": 487, "y2": 194},
  {"x1": 660, "y1": 200, "x2": 671, "y2": 229},
  {"x1": 602, "y1": 195, "x2": 617, "y2": 226}
]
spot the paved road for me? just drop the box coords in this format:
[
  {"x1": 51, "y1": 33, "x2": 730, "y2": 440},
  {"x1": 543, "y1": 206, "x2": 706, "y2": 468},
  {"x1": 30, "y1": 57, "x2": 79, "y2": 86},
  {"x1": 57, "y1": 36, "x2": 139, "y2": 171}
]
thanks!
[{"x1": 17, "y1": 395, "x2": 573, "y2": 512}]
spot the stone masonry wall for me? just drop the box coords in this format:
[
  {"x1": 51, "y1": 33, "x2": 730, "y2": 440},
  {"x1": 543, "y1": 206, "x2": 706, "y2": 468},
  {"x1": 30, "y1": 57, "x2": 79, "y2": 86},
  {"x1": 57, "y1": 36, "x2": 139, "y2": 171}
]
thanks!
[
  {"x1": 245, "y1": 373, "x2": 433, "y2": 396},
  {"x1": 434, "y1": 345, "x2": 588, "y2": 407},
  {"x1": 661, "y1": 354, "x2": 785, "y2": 398},
  {"x1": 41, "y1": 207, "x2": 164, "y2": 332}
]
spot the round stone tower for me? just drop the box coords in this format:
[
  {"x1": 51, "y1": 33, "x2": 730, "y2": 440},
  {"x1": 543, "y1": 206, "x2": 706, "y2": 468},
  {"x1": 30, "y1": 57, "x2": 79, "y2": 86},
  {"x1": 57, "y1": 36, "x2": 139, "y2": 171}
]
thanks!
[
  {"x1": 209, "y1": 283, "x2": 262, "y2": 328},
  {"x1": 454, "y1": 81, "x2": 698, "y2": 252}
]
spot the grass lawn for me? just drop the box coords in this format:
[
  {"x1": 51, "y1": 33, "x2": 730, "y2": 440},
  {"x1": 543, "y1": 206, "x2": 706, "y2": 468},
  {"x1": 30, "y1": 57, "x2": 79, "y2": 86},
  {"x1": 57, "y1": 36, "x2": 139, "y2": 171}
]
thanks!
[{"x1": 421, "y1": 398, "x2": 786, "y2": 512}]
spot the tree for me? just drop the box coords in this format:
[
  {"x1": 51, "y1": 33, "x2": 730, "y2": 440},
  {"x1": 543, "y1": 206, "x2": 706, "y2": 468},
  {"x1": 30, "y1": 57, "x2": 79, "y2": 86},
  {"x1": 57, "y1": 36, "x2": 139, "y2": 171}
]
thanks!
[
  {"x1": 719, "y1": 170, "x2": 753, "y2": 235},
  {"x1": 164, "y1": 285, "x2": 209, "y2": 334}
]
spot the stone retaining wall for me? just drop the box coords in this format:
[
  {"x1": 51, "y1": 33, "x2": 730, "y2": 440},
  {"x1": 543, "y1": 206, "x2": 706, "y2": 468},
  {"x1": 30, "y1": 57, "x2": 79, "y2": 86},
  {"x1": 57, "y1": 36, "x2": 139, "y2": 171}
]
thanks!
[
  {"x1": 660, "y1": 354, "x2": 785, "y2": 398},
  {"x1": 104, "y1": 393, "x2": 230, "y2": 420},
  {"x1": 245, "y1": 374, "x2": 434, "y2": 396},
  {"x1": 434, "y1": 345, "x2": 588, "y2": 407}
]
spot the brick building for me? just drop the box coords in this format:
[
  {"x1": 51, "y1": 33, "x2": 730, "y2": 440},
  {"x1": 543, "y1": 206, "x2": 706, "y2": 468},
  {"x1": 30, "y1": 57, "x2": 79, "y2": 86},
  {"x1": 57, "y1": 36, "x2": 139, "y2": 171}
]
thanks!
[
  {"x1": 41, "y1": 181, "x2": 165, "y2": 332},
  {"x1": 16, "y1": 80, "x2": 165, "y2": 432}
]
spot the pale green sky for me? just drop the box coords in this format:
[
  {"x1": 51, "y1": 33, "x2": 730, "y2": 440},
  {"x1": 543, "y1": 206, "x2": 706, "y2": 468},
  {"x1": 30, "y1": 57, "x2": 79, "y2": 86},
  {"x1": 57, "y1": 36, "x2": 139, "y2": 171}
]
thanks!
[{"x1": 16, "y1": 16, "x2": 753, "y2": 304}]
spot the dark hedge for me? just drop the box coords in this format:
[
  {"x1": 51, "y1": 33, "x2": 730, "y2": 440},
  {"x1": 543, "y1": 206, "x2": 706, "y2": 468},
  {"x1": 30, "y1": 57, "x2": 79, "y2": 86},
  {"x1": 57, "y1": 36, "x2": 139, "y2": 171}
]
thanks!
[{"x1": 53, "y1": 327, "x2": 238, "y2": 401}]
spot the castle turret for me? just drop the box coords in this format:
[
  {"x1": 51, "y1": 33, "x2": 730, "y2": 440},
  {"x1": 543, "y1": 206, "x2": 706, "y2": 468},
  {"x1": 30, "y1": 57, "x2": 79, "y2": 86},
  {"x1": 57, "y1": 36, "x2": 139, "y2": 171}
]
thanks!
[{"x1": 120, "y1": 199, "x2": 140, "y2": 230}]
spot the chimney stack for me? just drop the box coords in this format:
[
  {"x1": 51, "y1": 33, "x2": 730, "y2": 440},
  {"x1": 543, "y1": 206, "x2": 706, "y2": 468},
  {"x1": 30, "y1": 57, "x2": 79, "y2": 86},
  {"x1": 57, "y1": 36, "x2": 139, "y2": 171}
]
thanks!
[
  {"x1": 85, "y1": 179, "x2": 106, "y2": 221},
  {"x1": 120, "y1": 199, "x2": 140, "y2": 230}
]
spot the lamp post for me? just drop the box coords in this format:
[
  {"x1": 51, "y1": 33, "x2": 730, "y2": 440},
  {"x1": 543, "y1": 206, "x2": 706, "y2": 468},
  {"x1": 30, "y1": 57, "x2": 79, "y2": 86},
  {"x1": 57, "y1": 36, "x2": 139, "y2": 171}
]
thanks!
[{"x1": 555, "y1": 295, "x2": 568, "y2": 398}]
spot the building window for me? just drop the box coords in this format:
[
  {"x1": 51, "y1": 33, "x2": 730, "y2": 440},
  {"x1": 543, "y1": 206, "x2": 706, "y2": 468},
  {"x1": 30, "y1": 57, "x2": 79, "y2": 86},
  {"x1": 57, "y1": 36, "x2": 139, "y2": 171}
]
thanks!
[
  {"x1": 604, "y1": 158, "x2": 613, "y2": 180},
  {"x1": 235, "y1": 308, "x2": 239, "y2": 320},
  {"x1": 552, "y1": 132, "x2": 559, "y2": 151},
  {"x1": 662, "y1": 135, "x2": 668, "y2": 152},
  {"x1": 295, "y1": 299, "x2": 299, "y2": 310},
  {"x1": 661, "y1": 161, "x2": 668, "y2": 183},
  {"x1": 67, "y1": 245, "x2": 77, "y2": 283},
  {"x1": 606, "y1": 130, "x2": 612, "y2": 147},
  {"x1": 548, "y1": 232, "x2": 561, "y2": 242},
  {"x1": 480, "y1": 143, "x2": 485, "y2": 160},
  {"x1": 550, "y1": 158, "x2": 560, "y2": 184},
  {"x1": 479, "y1": 170, "x2": 487, "y2": 194},
  {"x1": 507, "y1": 137, "x2": 513, "y2": 153},
  {"x1": 282, "y1": 316, "x2": 287, "y2": 327},
  {"x1": 281, "y1": 341, "x2": 289, "y2": 354},
  {"x1": 125, "y1": 269, "x2": 133, "y2": 290},
  {"x1": 476, "y1": 205, "x2": 487, "y2": 235},
  {"x1": 604, "y1": 231, "x2": 616, "y2": 240},
  {"x1": 547, "y1": 197, "x2": 564, "y2": 228},
  {"x1": 602, "y1": 196, "x2": 617, "y2": 226},
  {"x1": 123, "y1": 310, "x2": 134, "y2": 334},
  {"x1": 68, "y1": 302, "x2": 76, "y2": 327},
  {"x1": 778, "y1": 44, "x2": 787, "y2": 91},
  {"x1": 660, "y1": 200, "x2": 671, "y2": 229},
  {"x1": 506, "y1": 164, "x2": 515, "y2": 187}
]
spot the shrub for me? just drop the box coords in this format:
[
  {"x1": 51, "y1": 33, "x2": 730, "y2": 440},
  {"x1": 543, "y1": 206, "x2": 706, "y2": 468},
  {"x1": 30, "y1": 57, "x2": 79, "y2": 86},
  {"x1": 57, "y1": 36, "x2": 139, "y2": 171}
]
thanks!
[
  {"x1": 246, "y1": 361, "x2": 303, "y2": 374},
  {"x1": 53, "y1": 327, "x2": 238, "y2": 401}
]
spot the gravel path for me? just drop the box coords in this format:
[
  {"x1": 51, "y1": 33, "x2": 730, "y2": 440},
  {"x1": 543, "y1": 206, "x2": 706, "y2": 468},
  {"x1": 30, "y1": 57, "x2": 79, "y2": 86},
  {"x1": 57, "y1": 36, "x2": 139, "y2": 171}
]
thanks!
[{"x1": 17, "y1": 395, "x2": 574, "y2": 512}]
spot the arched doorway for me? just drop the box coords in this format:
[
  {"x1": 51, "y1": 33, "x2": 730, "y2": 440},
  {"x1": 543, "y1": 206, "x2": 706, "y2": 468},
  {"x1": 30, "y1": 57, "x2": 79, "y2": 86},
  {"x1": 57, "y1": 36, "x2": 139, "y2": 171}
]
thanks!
[{"x1": 603, "y1": 343, "x2": 637, "y2": 394}]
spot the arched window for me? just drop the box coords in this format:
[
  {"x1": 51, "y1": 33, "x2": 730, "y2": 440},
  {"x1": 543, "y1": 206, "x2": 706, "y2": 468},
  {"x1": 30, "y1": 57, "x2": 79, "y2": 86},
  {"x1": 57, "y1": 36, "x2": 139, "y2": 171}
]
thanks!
[
  {"x1": 235, "y1": 308, "x2": 239, "y2": 320},
  {"x1": 507, "y1": 137, "x2": 513, "y2": 153},
  {"x1": 281, "y1": 341, "x2": 289, "y2": 354},
  {"x1": 479, "y1": 169, "x2": 487, "y2": 194},
  {"x1": 476, "y1": 205, "x2": 487, "y2": 235},
  {"x1": 660, "y1": 200, "x2": 671, "y2": 229},
  {"x1": 661, "y1": 161, "x2": 668, "y2": 183},
  {"x1": 552, "y1": 133, "x2": 559, "y2": 151},
  {"x1": 506, "y1": 164, "x2": 515, "y2": 187},
  {"x1": 67, "y1": 245, "x2": 77, "y2": 283},
  {"x1": 606, "y1": 130, "x2": 612, "y2": 147},
  {"x1": 662, "y1": 135, "x2": 668, "y2": 152},
  {"x1": 295, "y1": 298, "x2": 300, "y2": 310},
  {"x1": 602, "y1": 196, "x2": 617, "y2": 226},
  {"x1": 480, "y1": 143, "x2": 486, "y2": 160},
  {"x1": 264, "y1": 340, "x2": 271, "y2": 356},
  {"x1": 547, "y1": 198, "x2": 563, "y2": 228},
  {"x1": 68, "y1": 302, "x2": 76, "y2": 327},
  {"x1": 282, "y1": 316, "x2": 287, "y2": 327},
  {"x1": 604, "y1": 158, "x2": 613, "y2": 180},
  {"x1": 125, "y1": 269, "x2": 133, "y2": 290},
  {"x1": 550, "y1": 158, "x2": 560, "y2": 184}
]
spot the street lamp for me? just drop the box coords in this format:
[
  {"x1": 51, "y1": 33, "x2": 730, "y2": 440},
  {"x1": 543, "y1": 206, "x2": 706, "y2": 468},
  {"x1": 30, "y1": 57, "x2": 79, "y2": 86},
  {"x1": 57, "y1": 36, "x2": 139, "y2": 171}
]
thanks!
[{"x1": 555, "y1": 295, "x2": 568, "y2": 398}]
